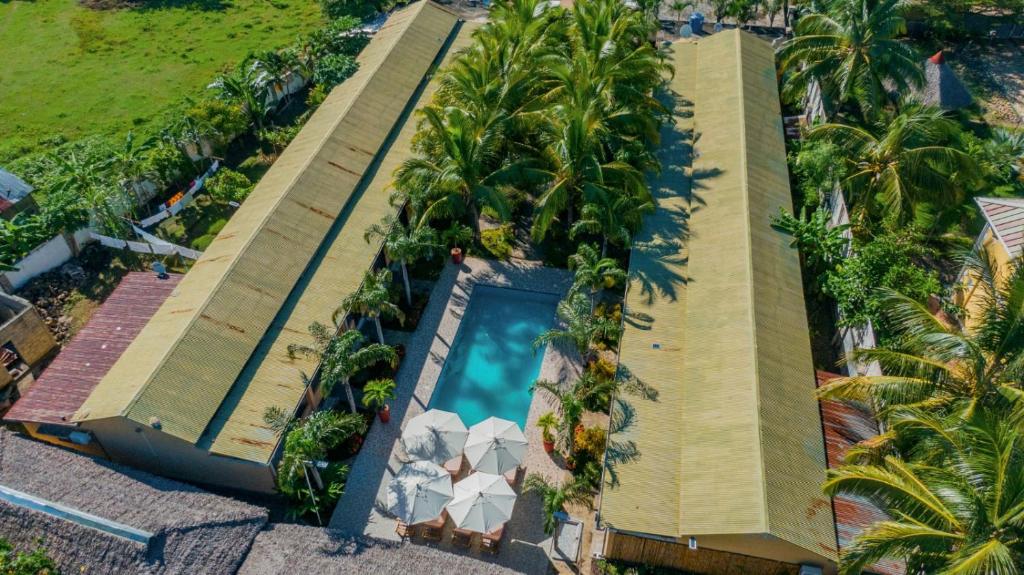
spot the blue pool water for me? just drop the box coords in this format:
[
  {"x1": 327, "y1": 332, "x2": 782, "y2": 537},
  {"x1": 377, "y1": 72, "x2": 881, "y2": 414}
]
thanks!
[{"x1": 427, "y1": 285, "x2": 559, "y2": 428}]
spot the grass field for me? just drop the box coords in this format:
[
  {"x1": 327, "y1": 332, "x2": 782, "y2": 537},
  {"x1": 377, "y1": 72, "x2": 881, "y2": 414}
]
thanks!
[{"x1": 0, "y1": 0, "x2": 324, "y2": 162}]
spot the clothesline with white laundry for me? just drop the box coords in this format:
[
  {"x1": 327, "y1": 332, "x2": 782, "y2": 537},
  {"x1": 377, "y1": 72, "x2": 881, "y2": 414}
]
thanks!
[{"x1": 138, "y1": 160, "x2": 220, "y2": 228}]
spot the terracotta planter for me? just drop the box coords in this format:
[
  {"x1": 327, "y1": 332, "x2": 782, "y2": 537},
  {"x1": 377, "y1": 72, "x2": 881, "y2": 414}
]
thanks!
[
  {"x1": 378, "y1": 405, "x2": 391, "y2": 423},
  {"x1": 450, "y1": 247, "x2": 463, "y2": 265},
  {"x1": 543, "y1": 439, "x2": 555, "y2": 454},
  {"x1": 565, "y1": 457, "x2": 576, "y2": 471}
]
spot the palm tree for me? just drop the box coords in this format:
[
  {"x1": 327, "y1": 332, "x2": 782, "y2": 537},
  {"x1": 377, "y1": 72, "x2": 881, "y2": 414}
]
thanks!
[
  {"x1": 337, "y1": 268, "x2": 404, "y2": 344},
  {"x1": 534, "y1": 292, "x2": 622, "y2": 361},
  {"x1": 287, "y1": 323, "x2": 397, "y2": 413},
  {"x1": 275, "y1": 410, "x2": 367, "y2": 521},
  {"x1": 568, "y1": 243, "x2": 626, "y2": 312},
  {"x1": 669, "y1": 0, "x2": 693, "y2": 27},
  {"x1": 523, "y1": 473, "x2": 592, "y2": 535},
  {"x1": 533, "y1": 372, "x2": 616, "y2": 455},
  {"x1": 571, "y1": 179, "x2": 653, "y2": 258},
  {"x1": 110, "y1": 131, "x2": 156, "y2": 203},
  {"x1": 364, "y1": 215, "x2": 438, "y2": 307},
  {"x1": 777, "y1": 0, "x2": 923, "y2": 115},
  {"x1": 393, "y1": 106, "x2": 525, "y2": 234},
  {"x1": 808, "y1": 104, "x2": 977, "y2": 225},
  {"x1": 823, "y1": 412, "x2": 1024, "y2": 573},
  {"x1": 817, "y1": 248, "x2": 1024, "y2": 418}
]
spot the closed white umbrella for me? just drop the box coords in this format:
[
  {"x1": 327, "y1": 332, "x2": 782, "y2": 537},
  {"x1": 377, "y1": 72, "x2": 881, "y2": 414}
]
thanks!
[
  {"x1": 387, "y1": 461, "x2": 453, "y2": 525},
  {"x1": 464, "y1": 417, "x2": 528, "y2": 475},
  {"x1": 446, "y1": 472, "x2": 517, "y2": 533},
  {"x1": 401, "y1": 409, "x2": 468, "y2": 464}
]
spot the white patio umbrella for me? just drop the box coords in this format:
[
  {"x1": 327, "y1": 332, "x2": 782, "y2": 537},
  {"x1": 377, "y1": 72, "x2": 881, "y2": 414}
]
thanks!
[
  {"x1": 387, "y1": 461, "x2": 453, "y2": 525},
  {"x1": 446, "y1": 472, "x2": 517, "y2": 533},
  {"x1": 464, "y1": 417, "x2": 528, "y2": 475},
  {"x1": 401, "y1": 409, "x2": 468, "y2": 464}
]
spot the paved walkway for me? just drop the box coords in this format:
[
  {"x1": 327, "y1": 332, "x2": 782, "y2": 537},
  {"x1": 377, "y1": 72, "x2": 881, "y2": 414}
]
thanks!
[{"x1": 330, "y1": 257, "x2": 579, "y2": 574}]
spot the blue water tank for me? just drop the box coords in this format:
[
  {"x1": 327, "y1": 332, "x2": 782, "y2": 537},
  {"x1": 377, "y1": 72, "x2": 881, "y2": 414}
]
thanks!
[{"x1": 689, "y1": 12, "x2": 705, "y2": 35}]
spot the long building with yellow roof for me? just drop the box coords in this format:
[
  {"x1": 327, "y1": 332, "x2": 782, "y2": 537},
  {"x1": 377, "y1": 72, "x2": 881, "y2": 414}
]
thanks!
[
  {"x1": 70, "y1": 1, "x2": 476, "y2": 492},
  {"x1": 599, "y1": 31, "x2": 839, "y2": 573}
]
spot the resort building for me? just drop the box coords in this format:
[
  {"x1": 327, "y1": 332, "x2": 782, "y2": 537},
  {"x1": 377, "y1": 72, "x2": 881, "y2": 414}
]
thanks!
[
  {"x1": 598, "y1": 30, "x2": 838, "y2": 573},
  {"x1": 0, "y1": 291, "x2": 55, "y2": 409},
  {"x1": 5, "y1": 272, "x2": 182, "y2": 456},
  {"x1": 60, "y1": 1, "x2": 472, "y2": 493},
  {"x1": 957, "y1": 196, "x2": 1024, "y2": 329}
]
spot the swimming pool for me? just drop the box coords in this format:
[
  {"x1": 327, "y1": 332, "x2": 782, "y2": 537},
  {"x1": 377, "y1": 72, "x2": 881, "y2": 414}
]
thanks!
[{"x1": 427, "y1": 285, "x2": 559, "y2": 428}]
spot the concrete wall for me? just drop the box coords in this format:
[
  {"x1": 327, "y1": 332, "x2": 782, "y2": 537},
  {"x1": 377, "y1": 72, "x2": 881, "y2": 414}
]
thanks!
[
  {"x1": 1, "y1": 229, "x2": 92, "y2": 293},
  {"x1": 81, "y1": 417, "x2": 277, "y2": 494},
  {"x1": 0, "y1": 293, "x2": 56, "y2": 372}
]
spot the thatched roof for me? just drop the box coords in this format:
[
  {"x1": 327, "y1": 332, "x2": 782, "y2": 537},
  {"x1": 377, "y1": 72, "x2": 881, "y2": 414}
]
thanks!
[
  {"x1": 0, "y1": 431, "x2": 267, "y2": 574},
  {"x1": 918, "y1": 51, "x2": 972, "y2": 110},
  {"x1": 238, "y1": 524, "x2": 530, "y2": 575}
]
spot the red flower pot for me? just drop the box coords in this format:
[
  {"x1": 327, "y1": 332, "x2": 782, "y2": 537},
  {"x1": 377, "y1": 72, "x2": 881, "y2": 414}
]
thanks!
[
  {"x1": 450, "y1": 247, "x2": 463, "y2": 264},
  {"x1": 543, "y1": 439, "x2": 555, "y2": 454},
  {"x1": 378, "y1": 405, "x2": 391, "y2": 423}
]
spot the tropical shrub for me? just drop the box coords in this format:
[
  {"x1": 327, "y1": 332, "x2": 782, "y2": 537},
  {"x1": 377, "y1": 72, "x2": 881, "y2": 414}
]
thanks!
[
  {"x1": 523, "y1": 473, "x2": 592, "y2": 535},
  {"x1": 313, "y1": 54, "x2": 358, "y2": 90},
  {"x1": 480, "y1": 225, "x2": 515, "y2": 260},
  {"x1": 771, "y1": 207, "x2": 850, "y2": 293},
  {"x1": 537, "y1": 411, "x2": 558, "y2": 444},
  {"x1": 274, "y1": 410, "x2": 368, "y2": 521},
  {"x1": 822, "y1": 227, "x2": 940, "y2": 338},
  {"x1": 573, "y1": 425, "x2": 606, "y2": 461},
  {"x1": 789, "y1": 139, "x2": 846, "y2": 208},
  {"x1": 184, "y1": 99, "x2": 248, "y2": 154},
  {"x1": 206, "y1": 168, "x2": 254, "y2": 204},
  {"x1": 361, "y1": 378, "x2": 396, "y2": 412}
]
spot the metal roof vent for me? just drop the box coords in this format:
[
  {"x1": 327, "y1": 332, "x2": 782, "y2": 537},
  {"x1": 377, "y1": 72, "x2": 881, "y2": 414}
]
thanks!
[{"x1": 148, "y1": 417, "x2": 162, "y2": 430}]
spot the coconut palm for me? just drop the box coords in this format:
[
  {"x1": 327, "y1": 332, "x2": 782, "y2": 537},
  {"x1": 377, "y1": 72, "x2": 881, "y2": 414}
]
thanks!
[
  {"x1": 213, "y1": 65, "x2": 273, "y2": 132},
  {"x1": 110, "y1": 131, "x2": 156, "y2": 203},
  {"x1": 364, "y1": 215, "x2": 438, "y2": 307},
  {"x1": 337, "y1": 268, "x2": 404, "y2": 344},
  {"x1": 823, "y1": 411, "x2": 1024, "y2": 574},
  {"x1": 808, "y1": 104, "x2": 977, "y2": 225},
  {"x1": 523, "y1": 473, "x2": 592, "y2": 535},
  {"x1": 568, "y1": 243, "x2": 626, "y2": 312},
  {"x1": 534, "y1": 292, "x2": 622, "y2": 360},
  {"x1": 287, "y1": 323, "x2": 397, "y2": 413},
  {"x1": 394, "y1": 106, "x2": 525, "y2": 234},
  {"x1": 777, "y1": 0, "x2": 923, "y2": 115},
  {"x1": 817, "y1": 248, "x2": 1024, "y2": 418},
  {"x1": 570, "y1": 189, "x2": 652, "y2": 258}
]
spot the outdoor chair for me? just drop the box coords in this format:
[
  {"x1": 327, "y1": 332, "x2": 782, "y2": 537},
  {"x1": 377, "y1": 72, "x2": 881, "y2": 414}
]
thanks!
[
  {"x1": 451, "y1": 527, "x2": 474, "y2": 549},
  {"x1": 395, "y1": 520, "x2": 417, "y2": 540},
  {"x1": 419, "y1": 511, "x2": 447, "y2": 542},
  {"x1": 481, "y1": 524, "x2": 504, "y2": 554}
]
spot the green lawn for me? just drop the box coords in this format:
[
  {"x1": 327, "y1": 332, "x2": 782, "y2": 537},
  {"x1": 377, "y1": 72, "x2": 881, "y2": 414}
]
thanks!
[{"x1": 0, "y1": 0, "x2": 324, "y2": 162}]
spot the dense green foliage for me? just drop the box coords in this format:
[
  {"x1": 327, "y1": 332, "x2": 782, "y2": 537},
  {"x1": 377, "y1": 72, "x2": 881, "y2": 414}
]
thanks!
[
  {"x1": 206, "y1": 168, "x2": 254, "y2": 204},
  {"x1": 274, "y1": 410, "x2": 367, "y2": 522},
  {"x1": 0, "y1": 538, "x2": 58, "y2": 575}
]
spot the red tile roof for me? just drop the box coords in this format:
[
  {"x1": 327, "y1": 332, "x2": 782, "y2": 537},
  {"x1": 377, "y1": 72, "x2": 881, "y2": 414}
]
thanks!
[
  {"x1": 5, "y1": 272, "x2": 182, "y2": 426},
  {"x1": 817, "y1": 371, "x2": 904, "y2": 575}
]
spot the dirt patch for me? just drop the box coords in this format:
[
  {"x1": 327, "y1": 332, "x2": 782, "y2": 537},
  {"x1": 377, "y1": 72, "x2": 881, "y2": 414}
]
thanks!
[{"x1": 951, "y1": 41, "x2": 1024, "y2": 127}]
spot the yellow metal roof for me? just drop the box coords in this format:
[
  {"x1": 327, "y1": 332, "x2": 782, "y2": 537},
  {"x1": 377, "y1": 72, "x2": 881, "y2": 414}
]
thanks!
[
  {"x1": 601, "y1": 31, "x2": 837, "y2": 562},
  {"x1": 75, "y1": 1, "x2": 463, "y2": 462},
  {"x1": 203, "y1": 19, "x2": 480, "y2": 463}
]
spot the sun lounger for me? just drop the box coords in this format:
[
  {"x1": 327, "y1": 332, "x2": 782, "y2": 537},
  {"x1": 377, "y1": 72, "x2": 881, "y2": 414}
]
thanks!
[
  {"x1": 419, "y1": 514, "x2": 445, "y2": 542},
  {"x1": 395, "y1": 520, "x2": 417, "y2": 540},
  {"x1": 443, "y1": 455, "x2": 462, "y2": 477},
  {"x1": 481, "y1": 524, "x2": 504, "y2": 554},
  {"x1": 451, "y1": 527, "x2": 474, "y2": 548}
]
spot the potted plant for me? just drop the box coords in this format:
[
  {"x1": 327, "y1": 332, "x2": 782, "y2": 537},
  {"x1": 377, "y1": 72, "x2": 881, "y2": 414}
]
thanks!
[
  {"x1": 443, "y1": 223, "x2": 472, "y2": 265},
  {"x1": 362, "y1": 378, "x2": 397, "y2": 423},
  {"x1": 537, "y1": 411, "x2": 558, "y2": 454}
]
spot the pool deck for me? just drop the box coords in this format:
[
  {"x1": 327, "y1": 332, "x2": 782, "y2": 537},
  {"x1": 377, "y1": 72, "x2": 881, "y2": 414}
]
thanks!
[{"x1": 329, "y1": 257, "x2": 578, "y2": 574}]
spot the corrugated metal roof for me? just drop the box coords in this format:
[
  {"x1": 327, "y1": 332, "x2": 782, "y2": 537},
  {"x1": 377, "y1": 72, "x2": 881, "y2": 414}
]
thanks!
[
  {"x1": 599, "y1": 40, "x2": 695, "y2": 536},
  {"x1": 977, "y1": 197, "x2": 1024, "y2": 258},
  {"x1": 74, "y1": 1, "x2": 462, "y2": 459},
  {"x1": 202, "y1": 18, "x2": 479, "y2": 463},
  {"x1": 601, "y1": 31, "x2": 835, "y2": 562},
  {"x1": 5, "y1": 273, "x2": 182, "y2": 426},
  {"x1": 818, "y1": 372, "x2": 904, "y2": 575}
]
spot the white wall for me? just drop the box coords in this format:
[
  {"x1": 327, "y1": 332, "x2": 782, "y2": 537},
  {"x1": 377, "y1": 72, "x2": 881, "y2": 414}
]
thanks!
[{"x1": 1, "y1": 229, "x2": 95, "y2": 293}]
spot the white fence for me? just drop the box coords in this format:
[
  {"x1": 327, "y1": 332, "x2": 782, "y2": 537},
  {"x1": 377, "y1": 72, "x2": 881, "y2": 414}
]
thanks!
[{"x1": 1, "y1": 229, "x2": 92, "y2": 293}]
